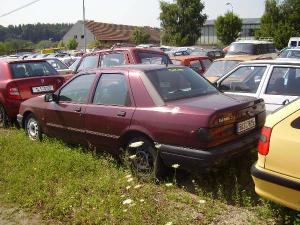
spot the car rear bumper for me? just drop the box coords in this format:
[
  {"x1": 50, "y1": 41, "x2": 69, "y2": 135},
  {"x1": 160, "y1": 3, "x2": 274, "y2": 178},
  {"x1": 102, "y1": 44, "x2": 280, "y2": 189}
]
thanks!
[
  {"x1": 159, "y1": 130, "x2": 260, "y2": 171},
  {"x1": 251, "y1": 163, "x2": 300, "y2": 210}
]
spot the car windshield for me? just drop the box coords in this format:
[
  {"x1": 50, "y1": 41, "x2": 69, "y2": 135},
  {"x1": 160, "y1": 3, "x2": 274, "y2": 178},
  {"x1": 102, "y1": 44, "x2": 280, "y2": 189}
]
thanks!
[
  {"x1": 69, "y1": 58, "x2": 81, "y2": 71},
  {"x1": 279, "y1": 49, "x2": 300, "y2": 59},
  {"x1": 137, "y1": 52, "x2": 172, "y2": 65},
  {"x1": 227, "y1": 43, "x2": 255, "y2": 55},
  {"x1": 145, "y1": 67, "x2": 218, "y2": 102},
  {"x1": 10, "y1": 61, "x2": 59, "y2": 79},
  {"x1": 46, "y1": 59, "x2": 69, "y2": 70},
  {"x1": 204, "y1": 60, "x2": 241, "y2": 77}
]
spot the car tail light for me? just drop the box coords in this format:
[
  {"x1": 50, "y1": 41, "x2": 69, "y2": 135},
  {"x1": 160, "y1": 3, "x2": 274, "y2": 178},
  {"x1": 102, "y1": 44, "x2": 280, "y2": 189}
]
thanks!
[
  {"x1": 7, "y1": 82, "x2": 21, "y2": 100},
  {"x1": 258, "y1": 126, "x2": 272, "y2": 156}
]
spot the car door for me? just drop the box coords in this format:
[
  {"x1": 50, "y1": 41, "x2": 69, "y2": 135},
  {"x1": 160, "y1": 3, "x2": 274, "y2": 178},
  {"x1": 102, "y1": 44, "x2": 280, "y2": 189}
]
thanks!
[
  {"x1": 265, "y1": 109, "x2": 300, "y2": 180},
  {"x1": 84, "y1": 72, "x2": 135, "y2": 154},
  {"x1": 259, "y1": 65, "x2": 300, "y2": 112},
  {"x1": 44, "y1": 73, "x2": 97, "y2": 145},
  {"x1": 217, "y1": 64, "x2": 269, "y2": 98}
]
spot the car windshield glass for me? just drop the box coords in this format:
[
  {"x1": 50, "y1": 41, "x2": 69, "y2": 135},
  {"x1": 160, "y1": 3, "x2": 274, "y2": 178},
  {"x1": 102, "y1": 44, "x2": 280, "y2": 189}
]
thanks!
[
  {"x1": 145, "y1": 67, "x2": 218, "y2": 102},
  {"x1": 204, "y1": 60, "x2": 240, "y2": 77},
  {"x1": 10, "y1": 61, "x2": 59, "y2": 79},
  {"x1": 137, "y1": 52, "x2": 172, "y2": 65},
  {"x1": 227, "y1": 43, "x2": 255, "y2": 55},
  {"x1": 69, "y1": 58, "x2": 81, "y2": 71},
  {"x1": 279, "y1": 50, "x2": 300, "y2": 59},
  {"x1": 46, "y1": 59, "x2": 68, "y2": 70}
]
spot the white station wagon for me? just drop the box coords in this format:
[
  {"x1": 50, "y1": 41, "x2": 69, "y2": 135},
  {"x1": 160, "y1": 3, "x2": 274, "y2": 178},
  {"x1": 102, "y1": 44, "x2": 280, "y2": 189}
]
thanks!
[{"x1": 215, "y1": 60, "x2": 300, "y2": 113}]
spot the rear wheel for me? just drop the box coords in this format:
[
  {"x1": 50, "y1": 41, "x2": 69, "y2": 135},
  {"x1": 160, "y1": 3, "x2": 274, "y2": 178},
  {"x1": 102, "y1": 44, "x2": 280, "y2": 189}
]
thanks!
[
  {"x1": 126, "y1": 137, "x2": 168, "y2": 180},
  {"x1": 25, "y1": 114, "x2": 42, "y2": 141},
  {"x1": 0, "y1": 104, "x2": 9, "y2": 128}
]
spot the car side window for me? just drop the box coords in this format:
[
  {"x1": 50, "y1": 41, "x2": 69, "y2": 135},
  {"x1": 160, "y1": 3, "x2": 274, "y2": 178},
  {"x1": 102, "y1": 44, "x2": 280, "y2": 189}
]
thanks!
[
  {"x1": 100, "y1": 53, "x2": 126, "y2": 67},
  {"x1": 77, "y1": 55, "x2": 99, "y2": 72},
  {"x1": 59, "y1": 74, "x2": 96, "y2": 103},
  {"x1": 202, "y1": 59, "x2": 212, "y2": 69},
  {"x1": 266, "y1": 67, "x2": 300, "y2": 96},
  {"x1": 220, "y1": 66, "x2": 266, "y2": 93},
  {"x1": 93, "y1": 73, "x2": 130, "y2": 106}
]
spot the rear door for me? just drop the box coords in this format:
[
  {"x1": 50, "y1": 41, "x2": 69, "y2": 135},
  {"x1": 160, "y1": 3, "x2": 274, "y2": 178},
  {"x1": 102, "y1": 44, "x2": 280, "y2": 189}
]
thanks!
[
  {"x1": 44, "y1": 73, "x2": 97, "y2": 145},
  {"x1": 265, "y1": 109, "x2": 300, "y2": 179},
  {"x1": 9, "y1": 61, "x2": 64, "y2": 99},
  {"x1": 84, "y1": 72, "x2": 135, "y2": 154},
  {"x1": 259, "y1": 65, "x2": 300, "y2": 112}
]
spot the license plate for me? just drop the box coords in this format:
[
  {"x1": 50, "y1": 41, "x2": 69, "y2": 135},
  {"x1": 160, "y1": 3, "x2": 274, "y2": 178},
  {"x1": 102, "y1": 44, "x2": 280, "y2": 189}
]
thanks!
[
  {"x1": 237, "y1": 117, "x2": 256, "y2": 134},
  {"x1": 32, "y1": 85, "x2": 54, "y2": 93}
]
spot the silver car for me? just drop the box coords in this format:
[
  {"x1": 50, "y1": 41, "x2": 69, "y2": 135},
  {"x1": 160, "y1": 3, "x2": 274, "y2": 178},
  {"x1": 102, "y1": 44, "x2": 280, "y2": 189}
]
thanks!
[{"x1": 215, "y1": 60, "x2": 300, "y2": 113}]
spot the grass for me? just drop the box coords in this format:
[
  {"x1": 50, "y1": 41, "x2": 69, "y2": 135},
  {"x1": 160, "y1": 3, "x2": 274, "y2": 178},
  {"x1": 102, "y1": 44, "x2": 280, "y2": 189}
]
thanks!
[{"x1": 0, "y1": 128, "x2": 299, "y2": 224}]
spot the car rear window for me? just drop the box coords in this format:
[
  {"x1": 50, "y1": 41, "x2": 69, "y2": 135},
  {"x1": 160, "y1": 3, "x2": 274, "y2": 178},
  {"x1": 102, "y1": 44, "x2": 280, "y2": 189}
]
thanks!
[
  {"x1": 137, "y1": 52, "x2": 172, "y2": 65},
  {"x1": 46, "y1": 59, "x2": 68, "y2": 70},
  {"x1": 10, "y1": 61, "x2": 59, "y2": 79},
  {"x1": 228, "y1": 43, "x2": 255, "y2": 55},
  {"x1": 145, "y1": 67, "x2": 218, "y2": 102},
  {"x1": 204, "y1": 60, "x2": 240, "y2": 78}
]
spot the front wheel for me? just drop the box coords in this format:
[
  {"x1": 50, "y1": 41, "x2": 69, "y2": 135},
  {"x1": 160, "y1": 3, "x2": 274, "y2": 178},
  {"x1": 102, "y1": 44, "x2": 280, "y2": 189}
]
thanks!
[
  {"x1": 126, "y1": 137, "x2": 168, "y2": 180},
  {"x1": 25, "y1": 114, "x2": 42, "y2": 141}
]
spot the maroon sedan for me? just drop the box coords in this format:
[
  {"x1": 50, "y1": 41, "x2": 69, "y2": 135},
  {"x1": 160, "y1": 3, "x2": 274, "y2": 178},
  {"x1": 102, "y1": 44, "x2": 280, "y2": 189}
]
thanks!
[
  {"x1": 0, "y1": 59, "x2": 65, "y2": 127},
  {"x1": 17, "y1": 65, "x2": 266, "y2": 176}
]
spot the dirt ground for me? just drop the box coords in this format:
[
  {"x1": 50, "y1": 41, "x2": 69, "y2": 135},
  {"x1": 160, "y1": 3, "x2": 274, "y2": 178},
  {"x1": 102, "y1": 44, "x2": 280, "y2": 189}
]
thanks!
[{"x1": 0, "y1": 206, "x2": 43, "y2": 225}]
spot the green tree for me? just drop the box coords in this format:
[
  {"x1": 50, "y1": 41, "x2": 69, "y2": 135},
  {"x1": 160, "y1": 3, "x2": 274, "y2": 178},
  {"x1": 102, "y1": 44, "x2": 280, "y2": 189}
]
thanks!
[
  {"x1": 87, "y1": 39, "x2": 103, "y2": 49},
  {"x1": 0, "y1": 42, "x2": 7, "y2": 55},
  {"x1": 160, "y1": 0, "x2": 207, "y2": 46},
  {"x1": 57, "y1": 40, "x2": 66, "y2": 49},
  {"x1": 4, "y1": 39, "x2": 34, "y2": 53},
  {"x1": 131, "y1": 27, "x2": 150, "y2": 45},
  {"x1": 35, "y1": 40, "x2": 55, "y2": 49},
  {"x1": 66, "y1": 38, "x2": 78, "y2": 50},
  {"x1": 256, "y1": 0, "x2": 300, "y2": 49},
  {"x1": 215, "y1": 12, "x2": 242, "y2": 45}
]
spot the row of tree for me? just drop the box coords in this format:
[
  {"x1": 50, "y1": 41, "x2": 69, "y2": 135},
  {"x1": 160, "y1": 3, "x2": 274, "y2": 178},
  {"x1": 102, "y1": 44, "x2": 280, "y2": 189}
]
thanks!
[{"x1": 159, "y1": 0, "x2": 300, "y2": 49}]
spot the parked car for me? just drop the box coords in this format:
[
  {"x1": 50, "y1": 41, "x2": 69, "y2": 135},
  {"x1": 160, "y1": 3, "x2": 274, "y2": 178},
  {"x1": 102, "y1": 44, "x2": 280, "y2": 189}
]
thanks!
[
  {"x1": 170, "y1": 55, "x2": 212, "y2": 75},
  {"x1": 17, "y1": 65, "x2": 266, "y2": 177},
  {"x1": 0, "y1": 59, "x2": 65, "y2": 127},
  {"x1": 191, "y1": 48, "x2": 225, "y2": 60},
  {"x1": 277, "y1": 47, "x2": 300, "y2": 59},
  {"x1": 225, "y1": 40, "x2": 277, "y2": 59},
  {"x1": 288, "y1": 37, "x2": 300, "y2": 48},
  {"x1": 73, "y1": 47, "x2": 172, "y2": 74},
  {"x1": 204, "y1": 55, "x2": 265, "y2": 82},
  {"x1": 44, "y1": 58, "x2": 73, "y2": 75},
  {"x1": 251, "y1": 98, "x2": 300, "y2": 210},
  {"x1": 214, "y1": 60, "x2": 300, "y2": 113}
]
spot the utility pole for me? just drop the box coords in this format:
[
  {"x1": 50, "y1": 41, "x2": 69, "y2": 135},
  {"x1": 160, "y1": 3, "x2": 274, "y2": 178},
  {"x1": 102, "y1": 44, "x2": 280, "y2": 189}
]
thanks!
[{"x1": 83, "y1": 0, "x2": 87, "y2": 53}]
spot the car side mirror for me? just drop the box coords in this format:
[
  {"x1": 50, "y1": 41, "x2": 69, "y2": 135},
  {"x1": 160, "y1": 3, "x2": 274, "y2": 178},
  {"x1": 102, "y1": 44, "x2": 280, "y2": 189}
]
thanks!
[{"x1": 44, "y1": 93, "x2": 58, "y2": 103}]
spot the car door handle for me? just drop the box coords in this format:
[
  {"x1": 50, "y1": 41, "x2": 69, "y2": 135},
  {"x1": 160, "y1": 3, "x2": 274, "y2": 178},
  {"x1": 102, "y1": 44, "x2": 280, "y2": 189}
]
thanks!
[
  {"x1": 74, "y1": 107, "x2": 81, "y2": 112},
  {"x1": 282, "y1": 99, "x2": 290, "y2": 105},
  {"x1": 117, "y1": 111, "x2": 126, "y2": 117}
]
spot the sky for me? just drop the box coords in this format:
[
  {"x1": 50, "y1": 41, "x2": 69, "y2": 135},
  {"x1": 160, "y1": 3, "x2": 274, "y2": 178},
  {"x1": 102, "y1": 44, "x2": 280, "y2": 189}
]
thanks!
[{"x1": 0, "y1": 0, "x2": 265, "y2": 27}]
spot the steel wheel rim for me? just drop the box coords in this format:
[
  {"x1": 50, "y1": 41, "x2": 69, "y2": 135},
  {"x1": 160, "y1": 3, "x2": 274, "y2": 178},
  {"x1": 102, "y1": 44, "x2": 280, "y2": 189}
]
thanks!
[
  {"x1": 133, "y1": 148, "x2": 153, "y2": 172},
  {"x1": 27, "y1": 118, "x2": 39, "y2": 140}
]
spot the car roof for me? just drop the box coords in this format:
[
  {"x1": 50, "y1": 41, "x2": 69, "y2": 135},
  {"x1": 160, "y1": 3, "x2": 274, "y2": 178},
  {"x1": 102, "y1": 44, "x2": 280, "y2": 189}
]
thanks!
[
  {"x1": 0, "y1": 58, "x2": 47, "y2": 64},
  {"x1": 241, "y1": 59, "x2": 300, "y2": 66},
  {"x1": 232, "y1": 40, "x2": 273, "y2": 44},
  {"x1": 85, "y1": 47, "x2": 163, "y2": 56},
  {"x1": 171, "y1": 55, "x2": 210, "y2": 61},
  {"x1": 214, "y1": 55, "x2": 260, "y2": 62}
]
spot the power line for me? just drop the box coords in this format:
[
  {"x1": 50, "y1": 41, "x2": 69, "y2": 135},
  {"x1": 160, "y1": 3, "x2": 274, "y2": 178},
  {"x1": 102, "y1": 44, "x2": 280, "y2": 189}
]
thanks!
[{"x1": 0, "y1": 0, "x2": 42, "y2": 18}]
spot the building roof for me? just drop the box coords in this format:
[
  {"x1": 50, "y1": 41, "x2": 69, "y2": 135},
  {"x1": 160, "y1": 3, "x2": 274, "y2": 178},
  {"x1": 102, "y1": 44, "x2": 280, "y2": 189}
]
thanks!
[
  {"x1": 84, "y1": 21, "x2": 161, "y2": 42},
  {"x1": 204, "y1": 18, "x2": 260, "y2": 26}
]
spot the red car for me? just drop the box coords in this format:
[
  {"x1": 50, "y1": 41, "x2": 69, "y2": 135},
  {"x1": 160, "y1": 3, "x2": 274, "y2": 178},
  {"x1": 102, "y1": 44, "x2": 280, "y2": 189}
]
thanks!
[
  {"x1": 0, "y1": 59, "x2": 65, "y2": 127},
  {"x1": 170, "y1": 55, "x2": 212, "y2": 75},
  {"x1": 17, "y1": 65, "x2": 266, "y2": 176},
  {"x1": 73, "y1": 47, "x2": 172, "y2": 74}
]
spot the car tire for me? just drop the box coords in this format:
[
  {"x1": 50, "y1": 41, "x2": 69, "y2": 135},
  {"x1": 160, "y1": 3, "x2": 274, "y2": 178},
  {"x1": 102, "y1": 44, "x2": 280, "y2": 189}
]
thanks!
[
  {"x1": 25, "y1": 114, "x2": 42, "y2": 141},
  {"x1": 0, "y1": 104, "x2": 9, "y2": 128},
  {"x1": 126, "y1": 137, "x2": 169, "y2": 180}
]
